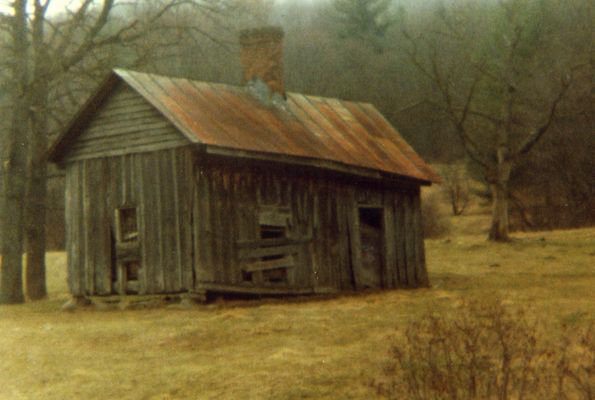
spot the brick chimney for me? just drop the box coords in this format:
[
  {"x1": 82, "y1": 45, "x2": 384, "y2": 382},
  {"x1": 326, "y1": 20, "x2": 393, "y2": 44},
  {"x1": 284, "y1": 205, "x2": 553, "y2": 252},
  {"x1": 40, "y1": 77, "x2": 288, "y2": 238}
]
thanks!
[{"x1": 239, "y1": 26, "x2": 285, "y2": 99}]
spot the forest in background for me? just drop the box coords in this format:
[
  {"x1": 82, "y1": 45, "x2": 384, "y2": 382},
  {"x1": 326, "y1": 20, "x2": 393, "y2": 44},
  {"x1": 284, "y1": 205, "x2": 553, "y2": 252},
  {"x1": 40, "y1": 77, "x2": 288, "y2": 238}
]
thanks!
[{"x1": 0, "y1": 0, "x2": 593, "y2": 303}]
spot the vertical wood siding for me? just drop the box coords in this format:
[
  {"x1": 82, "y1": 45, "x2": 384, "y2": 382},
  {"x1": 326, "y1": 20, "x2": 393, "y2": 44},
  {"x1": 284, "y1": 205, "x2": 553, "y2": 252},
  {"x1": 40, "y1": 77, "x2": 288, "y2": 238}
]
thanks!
[
  {"x1": 190, "y1": 162, "x2": 428, "y2": 292},
  {"x1": 65, "y1": 149, "x2": 428, "y2": 296},
  {"x1": 65, "y1": 147, "x2": 195, "y2": 295}
]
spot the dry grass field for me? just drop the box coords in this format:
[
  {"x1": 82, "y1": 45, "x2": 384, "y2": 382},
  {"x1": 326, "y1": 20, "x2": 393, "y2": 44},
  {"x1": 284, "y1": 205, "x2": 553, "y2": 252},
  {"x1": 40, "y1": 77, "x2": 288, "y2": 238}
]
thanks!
[{"x1": 0, "y1": 215, "x2": 593, "y2": 399}]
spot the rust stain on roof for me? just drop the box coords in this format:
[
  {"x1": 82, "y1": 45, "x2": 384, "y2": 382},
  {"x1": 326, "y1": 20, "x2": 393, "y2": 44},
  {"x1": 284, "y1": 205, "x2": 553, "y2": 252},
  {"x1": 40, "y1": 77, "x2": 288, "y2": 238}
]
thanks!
[{"x1": 51, "y1": 69, "x2": 440, "y2": 184}]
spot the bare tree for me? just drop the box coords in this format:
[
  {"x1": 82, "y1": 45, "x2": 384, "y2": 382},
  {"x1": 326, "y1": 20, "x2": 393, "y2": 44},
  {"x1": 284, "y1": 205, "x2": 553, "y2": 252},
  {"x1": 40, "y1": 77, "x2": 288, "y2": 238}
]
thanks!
[
  {"x1": 0, "y1": 0, "x2": 231, "y2": 303},
  {"x1": 399, "y1": 0, "x2": 587, "y2": 241},
  {"x1": 440, "y1": 163, "x2": 470, "y2": 216}
]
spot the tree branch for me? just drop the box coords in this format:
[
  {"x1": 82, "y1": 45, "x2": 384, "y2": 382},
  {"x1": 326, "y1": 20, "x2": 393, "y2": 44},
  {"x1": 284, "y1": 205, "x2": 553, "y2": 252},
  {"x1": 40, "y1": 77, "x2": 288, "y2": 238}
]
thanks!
[
  {"x1": 515, "y1": 79, "x2": 571, "y2": 157},
  {"x1": 401, "y1": 23, "x2": 492, "y2": 170},
  {"x1": 50, "y1": 0, "x2": 95, "y2": 55},
  {"x1": 55, "y1": 0, "x2": 115, "y2": 75}
]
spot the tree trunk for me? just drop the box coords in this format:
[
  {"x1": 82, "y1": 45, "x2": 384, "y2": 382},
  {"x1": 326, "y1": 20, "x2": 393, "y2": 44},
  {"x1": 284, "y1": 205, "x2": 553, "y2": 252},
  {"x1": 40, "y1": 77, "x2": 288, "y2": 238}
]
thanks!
[
  {"x1": 25, "y1": 99, "x2": 49, "y2": 300},
  {"x1": 25, "y1": 5, "x2": 50, "y2": 301},
  {"x1": 0, "y1": 0, "x2": 29, "y2": 304},
  {"x1": 488, "y1": 161, "x2": 512, "y2": 242},
  {"x1": 489, "y1": 183, "x2": 510, "y2": 241}
]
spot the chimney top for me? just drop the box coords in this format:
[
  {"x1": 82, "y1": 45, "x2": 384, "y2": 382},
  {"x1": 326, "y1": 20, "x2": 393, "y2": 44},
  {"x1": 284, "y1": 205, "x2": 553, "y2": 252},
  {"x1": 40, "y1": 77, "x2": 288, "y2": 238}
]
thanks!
[{"x1": 239, "y1": 26, "x2": 285, "y2": 102}]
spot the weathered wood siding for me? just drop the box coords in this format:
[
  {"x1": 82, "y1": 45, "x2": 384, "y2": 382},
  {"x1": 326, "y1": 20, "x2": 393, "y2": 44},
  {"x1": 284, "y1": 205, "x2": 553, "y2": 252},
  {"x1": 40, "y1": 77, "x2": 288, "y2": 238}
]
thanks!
[
  {"x1": 65, "y1": 147, "x2": 195, "y2": 296},
  {"x1": 64, "y1": 84, "x2": 188, "y2": 162},
  {"x1": 65, "y1": 150, "x2": 428, "y2": 296},
  {"x1": 191, "y1": 161, "x2": 428, "y2": 292},
  {"x1": 191, "y1": 162, "x2": 317, "y2": 291}
]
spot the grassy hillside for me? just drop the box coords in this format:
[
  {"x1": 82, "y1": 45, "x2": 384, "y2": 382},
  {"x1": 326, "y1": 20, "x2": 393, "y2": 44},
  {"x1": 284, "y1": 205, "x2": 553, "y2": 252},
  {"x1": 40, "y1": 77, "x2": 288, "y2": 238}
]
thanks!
[{"x1": 0, "y1": 225, "x2": 593, "y2": 399}]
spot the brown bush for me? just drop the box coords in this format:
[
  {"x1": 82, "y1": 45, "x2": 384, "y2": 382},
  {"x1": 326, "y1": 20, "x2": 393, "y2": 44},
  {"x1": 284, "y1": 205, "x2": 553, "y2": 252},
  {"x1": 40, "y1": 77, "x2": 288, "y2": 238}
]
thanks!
[
  {"x1": 422, "y1": 194, "x2": 452, "y2": 239},
  {"x1": 373, "y1": 299, "x2": 594, "y2": 399}
]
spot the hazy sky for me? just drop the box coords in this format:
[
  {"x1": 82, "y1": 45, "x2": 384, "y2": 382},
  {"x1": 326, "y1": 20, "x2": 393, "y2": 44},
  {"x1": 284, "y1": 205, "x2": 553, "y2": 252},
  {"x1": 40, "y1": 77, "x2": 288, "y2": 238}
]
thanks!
[
  {"x1": 0, "y1": 0, "x2": 142, "y2": 16},
  {"x1": 0, "y1": 0, "x2": 79, "y2": 15},
  {"x1": 4, "y1": 0, "x2": 326, "y2": 17}
]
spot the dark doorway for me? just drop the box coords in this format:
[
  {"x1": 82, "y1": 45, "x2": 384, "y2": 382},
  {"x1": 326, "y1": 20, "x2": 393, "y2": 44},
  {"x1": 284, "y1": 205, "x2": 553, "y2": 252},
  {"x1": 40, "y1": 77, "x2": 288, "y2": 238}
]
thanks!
[{"x1": 357, "y1": 207, "x2": 383, "y2": 288}]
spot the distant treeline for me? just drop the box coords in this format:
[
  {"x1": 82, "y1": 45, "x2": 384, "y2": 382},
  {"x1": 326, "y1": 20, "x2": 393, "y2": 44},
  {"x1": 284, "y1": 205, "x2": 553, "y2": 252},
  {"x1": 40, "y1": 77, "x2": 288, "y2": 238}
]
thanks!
[{"x1": 2, "y1": 0, "x2": 593, "y2": 251}]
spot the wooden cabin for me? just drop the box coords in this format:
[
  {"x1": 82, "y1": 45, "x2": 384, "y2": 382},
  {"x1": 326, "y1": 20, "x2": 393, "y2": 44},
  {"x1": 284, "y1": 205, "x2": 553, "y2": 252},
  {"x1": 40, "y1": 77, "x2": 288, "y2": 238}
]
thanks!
[{"x1": 49, "y1": 27, "x2": 440, "y2": 301}]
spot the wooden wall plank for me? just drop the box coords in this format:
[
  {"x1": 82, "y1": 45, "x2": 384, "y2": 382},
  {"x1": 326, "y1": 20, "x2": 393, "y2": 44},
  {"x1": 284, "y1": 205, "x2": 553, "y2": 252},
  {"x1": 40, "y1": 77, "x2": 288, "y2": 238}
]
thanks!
[
  {"x1": 298, "y1": 178, "x2": 315, "y2": 288},
  {"x1": 179, "y1": 148, "x2": 194, "y2": 291},
  {"x1": 228, "y1": 172, "x2": 239, "y2": 285},
  {"x1": 336, "y1": 185, "x2": 352, "y2": 290},
  {"x1": 169, "y1": 150, "x2": 183, "y2": 292},
  {"x1": 159, "y1": 151, "x2": 174, "y2": 292},
  {"x1": 210, "y1": 170, "x2": 224, "y2": 283},
  {"x1": 404, "y1": 194, "x2": 417, "y2": 287},
  {"x1": 65, "y1": 164, "x2": 83, "y2": 295},
  {"x1": 394, "y1": 194, "x2": 407, "y2": 286},
  {"x1": 383, "y1": 191, "x2": 397, "y2": 289},
  {"x1": 134, "y1": 154, "x2": 147, "y2": 295},
  {"x1": 95, "y1": 158, "x2": 112, "y2": 295},
  {"x1": 346, "y1": 187, "x2": 363, "y2": 290},
  {"x1": 412, "y1": 192, "x2": 429, "y2": 287},
  {"x1": 195, "y1": 164, "x2": 215, "y2": 283},
  {"x1": 222, "y1": 170, "x2": 234, "y2": 284},
  {"x1": 316, "y1": 182, "x2": 330, "y2": 287},
  {"x1": 142, "y1": 153, "x2": 159, "y2": 293},
  {"x1": 81, "y1": 159, "x2": 94, "y2": 295}
]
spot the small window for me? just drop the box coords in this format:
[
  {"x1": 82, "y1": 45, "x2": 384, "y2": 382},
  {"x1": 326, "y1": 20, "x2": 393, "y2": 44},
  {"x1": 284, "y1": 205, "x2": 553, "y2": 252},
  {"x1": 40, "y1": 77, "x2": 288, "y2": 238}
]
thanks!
[
  {"x1": 125, "y1": 261, "x2": 140, "y2": 282},
  {"x1": 116, "y1": 207, "x2": 138, "y2": 242}
]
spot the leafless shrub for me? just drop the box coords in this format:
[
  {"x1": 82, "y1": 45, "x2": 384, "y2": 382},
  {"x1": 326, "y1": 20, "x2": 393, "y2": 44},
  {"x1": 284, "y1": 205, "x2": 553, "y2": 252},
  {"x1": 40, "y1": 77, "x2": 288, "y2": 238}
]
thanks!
[
  {"x1": 557, "y1": 322, "x2": 594, "y2": 399},
  {"x1": 373, "y1": 299, "x2": 594, "y2": 399},
  {"x1": 439, "y1": 163, "x2": 471, "y2": 216},
  {"x1": 422, "y1": 194, "x2": 452, "y2": 239}
]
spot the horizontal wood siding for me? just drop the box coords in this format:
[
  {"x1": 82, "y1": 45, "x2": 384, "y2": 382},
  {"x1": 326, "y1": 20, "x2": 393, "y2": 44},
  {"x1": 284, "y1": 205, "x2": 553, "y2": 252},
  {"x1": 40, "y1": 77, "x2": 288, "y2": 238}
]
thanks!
[{"x1": 64, "y1": 84, "x2": 188, "y2": 162}]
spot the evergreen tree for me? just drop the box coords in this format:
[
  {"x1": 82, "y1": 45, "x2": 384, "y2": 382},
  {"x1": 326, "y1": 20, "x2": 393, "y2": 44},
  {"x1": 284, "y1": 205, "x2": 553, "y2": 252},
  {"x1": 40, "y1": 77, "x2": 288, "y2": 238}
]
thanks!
[{"x1": 333, "y1": 0, "x2": 393, "y2": 52}]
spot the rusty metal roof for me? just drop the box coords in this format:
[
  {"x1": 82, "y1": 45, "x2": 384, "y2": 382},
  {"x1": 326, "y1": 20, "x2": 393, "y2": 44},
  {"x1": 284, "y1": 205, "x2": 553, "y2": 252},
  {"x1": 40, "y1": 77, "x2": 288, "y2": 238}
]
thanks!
[{"x1": 51, "y1": 69, "x2": 440, "y2": 184}]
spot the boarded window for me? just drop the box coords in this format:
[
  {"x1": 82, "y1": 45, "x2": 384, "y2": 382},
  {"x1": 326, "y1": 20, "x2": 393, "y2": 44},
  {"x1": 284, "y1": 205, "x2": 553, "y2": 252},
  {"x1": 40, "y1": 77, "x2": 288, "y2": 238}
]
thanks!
[
  {"x1": 115, "y1": 207, "x2": 138, "y2": 242},
  {"x1": 258, "y1": 207, "x2": 292, "y2": 231},
  {"x1": 239, "y1": 207, "x2": 295, "y2": 285},
  {"x1": 259, "y1": 215, "x2": 287, "y2": 283},
  {"x1": 260, "y1": 225, "x2": 285, "y2": 239},
  {"x1": 262, "y1": 267, "x2": 287, "y2": 283}
]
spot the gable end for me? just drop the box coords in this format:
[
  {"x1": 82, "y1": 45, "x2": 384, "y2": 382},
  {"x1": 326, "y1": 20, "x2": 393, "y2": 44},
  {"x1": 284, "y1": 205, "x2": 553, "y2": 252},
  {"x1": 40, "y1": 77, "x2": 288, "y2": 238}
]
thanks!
[{"x1": 61, "y1": 81, "x2": 191, "y2": 163}]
